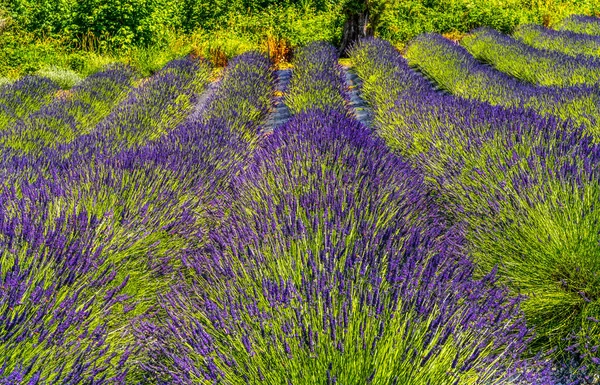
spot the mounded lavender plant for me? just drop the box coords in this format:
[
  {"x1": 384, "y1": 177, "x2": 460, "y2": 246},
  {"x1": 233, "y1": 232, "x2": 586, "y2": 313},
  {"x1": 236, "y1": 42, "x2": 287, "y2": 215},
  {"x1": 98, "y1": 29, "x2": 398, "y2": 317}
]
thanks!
[
  {"x1": 0, "y1": 184, "x2": 133, "y2": 384},
  {"x1": 142, "y1": 109, "x2": 552, "y2": 385},
  {"x1": 285, "y1": 42, "x2": 348, "y2": 115}
]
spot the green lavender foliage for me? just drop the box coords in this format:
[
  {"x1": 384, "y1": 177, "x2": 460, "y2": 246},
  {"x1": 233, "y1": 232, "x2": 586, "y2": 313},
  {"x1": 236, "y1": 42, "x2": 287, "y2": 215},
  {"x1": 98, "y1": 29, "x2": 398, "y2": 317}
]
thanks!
[
  {"x1": 461, "y1": 27, "x2": 600, "y2": 87},
  {"x1": 514, "y1": 24, "x2": 600, "y2": 58},
  {"x1": 35, "y1": 65, "x2": 83, "y2": 89},
  {"x1": 285, "y1": 41, "x2": 347, "y2": 115}
]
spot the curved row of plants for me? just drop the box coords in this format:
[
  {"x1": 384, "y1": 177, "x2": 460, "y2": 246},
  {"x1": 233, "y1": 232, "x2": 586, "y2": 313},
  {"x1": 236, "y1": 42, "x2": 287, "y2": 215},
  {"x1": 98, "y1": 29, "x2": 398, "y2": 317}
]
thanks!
[
  {"x1": 460, "y1": 27, "x2": 600, "y2": 87},
  {"x1": 556, "y1": 15, "x2": 600, "y2": 36},
  {"x1": 0, "y1": 53, "x2": 274, "y2": 383},
  {"x1": 0, "y1": 65, "x2": 137, "y2": 155},
  {"x1": 514, "y1": 24, "x2": 600, "y2": 58},
  {"x1": 351, "y1": 37, "x2": 600, "y2": 382},
  {"x1": 403, "y1": 33, "x2": 600, "y2": 138}
]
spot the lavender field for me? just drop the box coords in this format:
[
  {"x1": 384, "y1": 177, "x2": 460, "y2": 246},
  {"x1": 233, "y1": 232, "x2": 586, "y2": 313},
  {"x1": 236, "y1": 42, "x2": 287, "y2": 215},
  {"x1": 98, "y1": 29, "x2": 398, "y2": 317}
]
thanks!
[{"x1": 2, "y1": 15, "x2": 600, "y2": 385}]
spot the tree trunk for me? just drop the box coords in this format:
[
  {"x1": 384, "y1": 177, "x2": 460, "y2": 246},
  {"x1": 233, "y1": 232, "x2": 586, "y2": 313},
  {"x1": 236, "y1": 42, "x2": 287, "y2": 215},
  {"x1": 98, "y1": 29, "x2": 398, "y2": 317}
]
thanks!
[{"x1": 339, "y1": 8, "x2": 372, "y2": 57}]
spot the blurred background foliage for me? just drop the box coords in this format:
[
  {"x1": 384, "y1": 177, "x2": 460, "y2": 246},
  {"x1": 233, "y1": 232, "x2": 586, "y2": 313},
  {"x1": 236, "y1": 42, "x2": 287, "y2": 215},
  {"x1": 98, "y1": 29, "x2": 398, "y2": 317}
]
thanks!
[{"x1": 0, "y1": 0, "x2": 599, "y2": 78}]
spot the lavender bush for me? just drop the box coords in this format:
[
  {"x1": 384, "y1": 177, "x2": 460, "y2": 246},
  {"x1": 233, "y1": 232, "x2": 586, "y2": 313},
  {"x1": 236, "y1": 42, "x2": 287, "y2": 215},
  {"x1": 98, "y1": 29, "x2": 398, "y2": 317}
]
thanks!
[
  {"x1": 141, "y1": 109, "x2": 553, "y2": 385},
  {"x1": 55, "y1": 57, "x2": 212, "y2": 161},
  {"x1": 285, "y1": 42, "x2": 348, "y2": 115}
]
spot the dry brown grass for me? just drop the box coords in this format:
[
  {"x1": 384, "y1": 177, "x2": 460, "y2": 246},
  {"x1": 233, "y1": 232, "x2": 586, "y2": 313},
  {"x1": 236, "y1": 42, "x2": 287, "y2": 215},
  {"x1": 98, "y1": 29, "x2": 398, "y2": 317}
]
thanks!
[
  {"x1": 442, "y1": 30, "x2": 467, "y2": 43},
  {"x1": 207, "y1": 46, "x2": 229, "y2": 67},
  {"x1": 265, "y1": 34, "x2": 293, "y2": 67},
  {"x1": 55, "y1": 89, "x2": 74, "y2": 99}
]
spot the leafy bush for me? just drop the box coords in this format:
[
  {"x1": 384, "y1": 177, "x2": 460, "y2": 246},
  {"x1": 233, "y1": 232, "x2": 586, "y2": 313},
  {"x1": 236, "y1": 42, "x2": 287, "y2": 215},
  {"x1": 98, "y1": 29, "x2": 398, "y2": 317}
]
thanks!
[
  {"x1": 378, "y1": 0, "x2": 600, "y2": 43},
  {"x1": 68, "y1": 0, "x2": 160, "y2": 48}
]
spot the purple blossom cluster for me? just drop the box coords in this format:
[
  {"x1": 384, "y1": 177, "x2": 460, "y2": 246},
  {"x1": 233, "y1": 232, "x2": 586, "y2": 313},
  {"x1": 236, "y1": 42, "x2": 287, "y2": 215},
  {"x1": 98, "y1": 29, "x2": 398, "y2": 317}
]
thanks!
[{"x1": 0, "y1": 174, "x2": 135, "y2": 383}]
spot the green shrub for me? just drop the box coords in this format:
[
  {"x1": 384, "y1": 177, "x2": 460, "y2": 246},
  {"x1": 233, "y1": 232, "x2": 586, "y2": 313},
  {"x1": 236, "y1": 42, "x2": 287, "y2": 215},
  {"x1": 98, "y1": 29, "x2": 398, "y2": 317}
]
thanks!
[
  {"x1": 35, "y1": 65, "x2": 82, "y2": 88},
  {"x1": 68, "y1": 0, "x2": 157, "y2": 48},
  {"x1": 1, "y1": 0, "x2": 600, "y2": 77},
  {"x1": 377, "y1": 0, "x2": 600, "y2": 43}
]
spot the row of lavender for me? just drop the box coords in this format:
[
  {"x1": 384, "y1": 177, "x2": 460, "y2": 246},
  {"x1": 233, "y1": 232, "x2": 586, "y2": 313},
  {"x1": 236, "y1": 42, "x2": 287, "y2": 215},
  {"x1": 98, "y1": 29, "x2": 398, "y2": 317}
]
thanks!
[
  {"x1": 285, "y1": 42, "x2": 348, "y2": 115},
  {"x1": 403, "y1": 33, "x2": 600, "y2": 138},
  {"x1": 0, "y1": 76, "x2": 60, "y2": 131},
  {"x1": 138, "y1": 41, "x2": 556, "y2": 384},
  {"x1": 0, "y1": 53, "x2": 273, "y2": 383},
  {"x1": 351, "y1": 37, "x2": 600, "y2": 382},
  {"x1": 3, "y1": 65, "x2": 137, "y2": 155},
  {"x1": 508, "y1": 16, "x2": 600, "y2": 62},
  {"x1": 460, "y1": 27, "x2": 600, "y2": 87}
]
